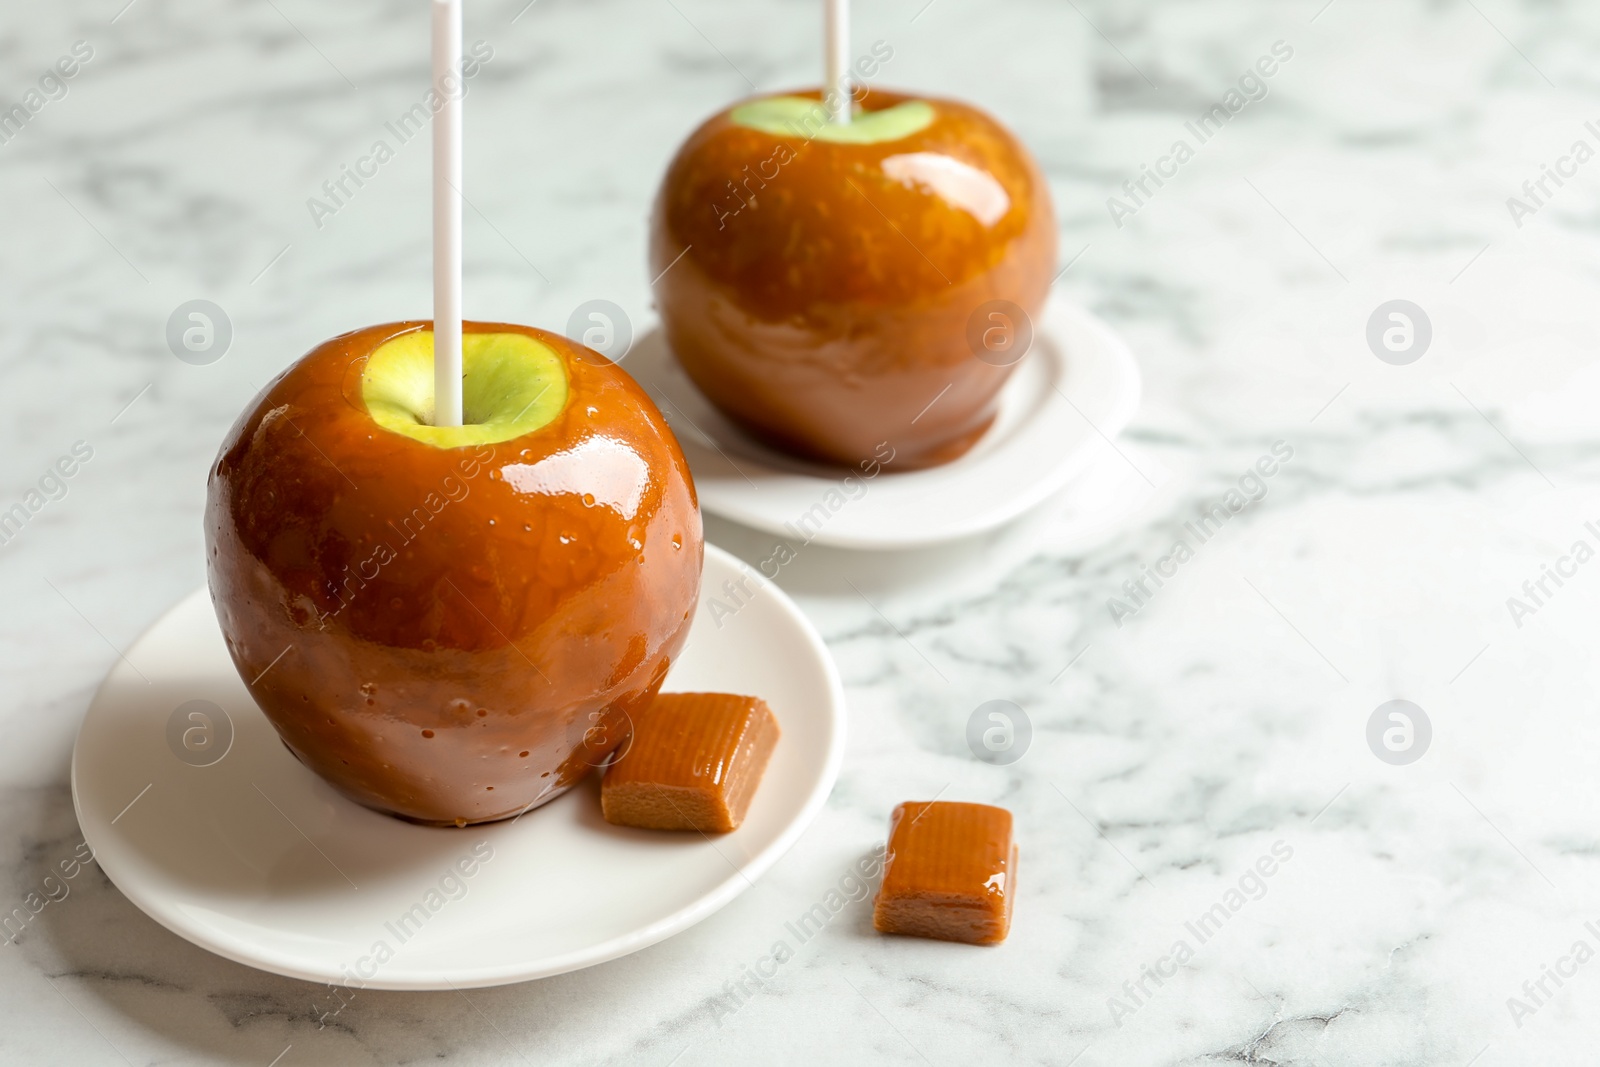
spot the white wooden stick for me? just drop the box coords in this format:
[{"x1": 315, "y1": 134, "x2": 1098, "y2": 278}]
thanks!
[
  {"x1": 825, "y1": 0, "x2": 850, "y2": 124},
  {"x1": 432, "y1": 0, "x2": 464, "y2": 427}
]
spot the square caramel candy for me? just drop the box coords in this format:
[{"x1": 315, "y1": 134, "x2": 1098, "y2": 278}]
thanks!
[
  {"x1": 873, "y1": 801, "x2": 1016, "y2": 945},
  {"x1": 601, "y1": 692, "x2": 780, "y2": 833}
]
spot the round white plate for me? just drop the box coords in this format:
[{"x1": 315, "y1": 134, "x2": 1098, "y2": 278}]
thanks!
[
  {"x1": 71, "y1": 544, "x2": 845, "y2": 990},
  {"x1": 623, "y1": 294, "x2": 1143, "y2": 550},
  {"x1": 703, "y1": 435, "x2": 1164, "y2": 603}
]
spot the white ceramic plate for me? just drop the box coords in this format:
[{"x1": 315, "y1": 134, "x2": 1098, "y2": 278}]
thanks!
[
  {"x1": 623, "y1": 295, "x2": 1143, "y2": 550},
  {"x1": 71, "y1": 544, "x2": 845, "y2": 990},
  {"x1": 703, "y1": 435, "x2": 1165, "y2": 603}
]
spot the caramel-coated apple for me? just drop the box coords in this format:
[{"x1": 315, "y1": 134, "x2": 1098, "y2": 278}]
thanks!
[
  {"x1": 206, "y1": 321, "x2": 703, "y2": 826},
  {"x1": 650, "y1": 87, "x2": 1057, "y2": 470}
]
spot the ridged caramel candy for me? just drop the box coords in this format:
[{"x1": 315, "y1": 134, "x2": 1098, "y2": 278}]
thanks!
[
  {"x1": 601, "y1": 693, "x2": 780, "y2": 832},
  {"x1": 873, "y1": 801, "x2": 1016, "y2": 944}
]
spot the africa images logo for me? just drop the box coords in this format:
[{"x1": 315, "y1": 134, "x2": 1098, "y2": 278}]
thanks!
[
  {"x1": 1106, "y1": 40, "x2": 1294, "y2": 228},
  {"x1": 1107, "y1": 442, "x2": 1294, "y2": 626}
]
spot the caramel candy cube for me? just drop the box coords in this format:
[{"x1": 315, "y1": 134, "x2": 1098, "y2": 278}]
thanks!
[
  {"x1": 601, "y1": 692, "x2": 780, "y2": 833},
  {"x1": 873, "y1": 801, "x2": 1016, "y2": 944}
]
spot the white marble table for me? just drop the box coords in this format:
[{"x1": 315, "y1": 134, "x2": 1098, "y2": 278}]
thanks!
[{"x1": 3, "y1": 0, "x2": 1597, "y2": 1063}]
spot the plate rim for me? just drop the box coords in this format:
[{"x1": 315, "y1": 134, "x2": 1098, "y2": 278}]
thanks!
[
  {"x1": 651, "y1": 296, "x2": 1144, "y2": 550},
  {"x1": 70, "y1": 542, "x2": 847, "y2": 990}
]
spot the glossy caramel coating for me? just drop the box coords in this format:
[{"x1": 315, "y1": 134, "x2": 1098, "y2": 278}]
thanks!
[
  {"x1": 601, "y1": 692, "x2": 779, "y2": 832},
  {"x1": 205, "y1": 321, "x2": 703, "y2": 826},
  {"x1": 873, "y1": 801, "x2": 1016, "y2": 944},
  {"x1": 650, "y1": 87, "x2": 1056, "y2": 470}
]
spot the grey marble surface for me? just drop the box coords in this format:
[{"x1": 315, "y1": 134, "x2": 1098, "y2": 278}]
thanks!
[{"x1": 4, "y1": 0, "x2": 1600, "y2": 1063}]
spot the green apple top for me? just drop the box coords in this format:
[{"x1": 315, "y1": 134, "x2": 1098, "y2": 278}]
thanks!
[
  {"x1": 362, "y1": 330, "x2": 570, "y2": 447},
  {"x1": 729, "y1": 95, "x2": 935, "y2": 144}
]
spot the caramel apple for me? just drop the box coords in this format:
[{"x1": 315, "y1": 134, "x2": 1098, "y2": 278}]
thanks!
[
  {"x1": 649, "y1": 87, "x2": 1056, "y2": 470},
  {"x1": 205, "y1": 321, "x2": 703, "y2": 826}
]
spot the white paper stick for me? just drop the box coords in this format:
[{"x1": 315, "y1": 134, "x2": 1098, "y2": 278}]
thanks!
[
  {"x1": 432, "y1": 0, "x2": 463, "y2": 427},
  {"x1": 825, "y1": 0, "x2": 850, "y2": 124}
]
